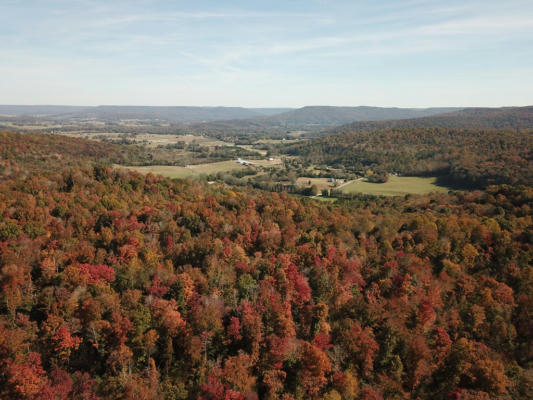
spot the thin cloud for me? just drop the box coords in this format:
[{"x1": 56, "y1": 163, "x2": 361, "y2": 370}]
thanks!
[
  {"x1": 90, "y1": 11, "x2": 326, "y2": 28},
  {"x1": 1, "y1": 0, "x2": 532, "y2": 106},
  {"x1": 419, "y1": 15, "x2": 533, "y2": 35}
]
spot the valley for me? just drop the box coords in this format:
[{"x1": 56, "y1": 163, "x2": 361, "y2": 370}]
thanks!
[
  {"x1": 0, "y1": 105, "x2": 532, "y2": 400},
  {"x1": 2, "y1": 1, "x2": 532, "y2": 398}
]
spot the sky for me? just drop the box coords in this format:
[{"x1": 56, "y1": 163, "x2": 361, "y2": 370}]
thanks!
[{"x1": 1, "y1": 0, "x2": 532, "y2": 107}]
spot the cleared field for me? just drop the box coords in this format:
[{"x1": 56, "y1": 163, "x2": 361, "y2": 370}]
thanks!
[
  {"x1": 134, "y1": 134, "x2": 228, "y2": 147},
  {"x1": 255, "y1": 138, "x2": 303, "y2": 145},
  {"x1": 118, "y1": 160, "x2": 259, "y2": 178},
  {"x1": 249, "y1": 158, "x2": 283, "y2": 167},
  {"x1": 61, "y1": 132, "x2": 229, "y2": 148},
  {"x1": 118, "y1": 157, "x2": 284, "y2": 179},
  {"x1": 118, "y1": 165, "x2": 195, "y2": 178},
  {"x1": 236, "y1": 145, "x2": 268, "y2": 156},
  {"x1": 296, "y1": 177, "x2": 344, "y2": 191},
  {"x1": 339, "y1": 176, "x2": 451, "y2": 196},
  {"x1": 187, "y1": 160, "x2": 247, "y2": 175},
  {"x1": 0, "y1": 121, "x2": 65, "y2": 130}
]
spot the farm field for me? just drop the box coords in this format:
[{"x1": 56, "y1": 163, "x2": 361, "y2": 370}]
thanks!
[
  {"x1": 117, "y1": 160, "x2": 247, "y2": 178},
  {"x1": 117, "y1": 158, "x2": 282, "y2": 178},
  {"x1": 133, "y1": 134, "x2": 227, "y2": 147},
  {"x1": 296, "y1": 177, "x2": 344, "y2": 191},
  {"x1": 339, "y1": 176, "x2": 451, "y2": 196},
  {"x1": 0, "y1": 121, "x2": 65, "y2": 130},
  {"x1": 61, "y1": 132, "x2": 228, "y2": 147},
  {"x1": 255, "y1": 138, "x2": 302, "y2": 145},
  {"x1": 235, "y1": 144, "x2": 268, "y2": 156},
  {"x1": 247, "y1": 158, "x2": 283, "y2": 167}
]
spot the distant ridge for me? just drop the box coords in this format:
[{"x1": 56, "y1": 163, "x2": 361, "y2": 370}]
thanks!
[
  {"x1": 328, "y1": 106, "x2": 533, "y2": 133},
  {"x1": 0, "y1": 105, "x2": 293, "y2": 122},
  {"x1": 280, "y1": 106, "x2": 533, "y2": 188},
  {"x1": 182, "y1": 106, "x2": 462, "y2": 135},
  {"x1": 2, "y1": 105, "x2": 531, "y2": 135},
  {"x1": 261, "y1": 105, "x2": 462, "y2": 125},
  {"x1": 0, "y1": 105, "x2": 90, "y2": 117},
  {"x1": 0, "y1": 105, "x2": 457, "y2": 126}
]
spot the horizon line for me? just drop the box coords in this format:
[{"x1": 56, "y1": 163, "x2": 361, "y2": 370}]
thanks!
[{"x1": 1, "y1": 103, "x2": 532, "y2": 109}]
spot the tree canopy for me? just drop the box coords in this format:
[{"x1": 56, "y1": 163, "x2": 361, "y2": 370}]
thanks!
[{"x1": 0, "y1": 131, "x2": 532, "y2": 399}]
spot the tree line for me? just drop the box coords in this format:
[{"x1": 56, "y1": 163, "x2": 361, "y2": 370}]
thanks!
[{"x1": 282, "y1": 128, "x2": 533, "y2": 188}]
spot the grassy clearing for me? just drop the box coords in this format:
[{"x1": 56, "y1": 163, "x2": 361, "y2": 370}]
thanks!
[
  {"x1": 118, "y1": 158, "x2": 284, "y2": 179},
  {"x1": 236, "y1": 145, "x2": 268, "y2": 156},
  {"x1": 0, "y1": 121, "x2": 65, "y2": 130},
  {"x1": 61, "y1": 132, "x2": 229, "y2": 148},
  {"x1": 118, "y1": 165, "x2": 195, "y2": 178},
  {"x1": 339, "y1": 176, "x2": 451, "y2": 196},
  {"x1": 255, "y1": 138, "x2": 302, "y2": 145},
  {"x1": 118, "y1": 160, "x2": 254, "y2": 178},
  {"x1": 249, "y1": 158, "x2": 283, "y2": 167},
  {"x1": 296, "y1": 177, "x2": 345, "y2": 192}
]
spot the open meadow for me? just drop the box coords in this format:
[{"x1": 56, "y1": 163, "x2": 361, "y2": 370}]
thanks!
[
  {"x1": 60, "y1": 132, "x2": 228, "y2": 148},
  {"x1": 339, "y1": 176, "x2": 451, "y2": 196},
  {"x1": 296, "y1": 177, "x2": 344, "y2": 191},
  {"x1": 117, "y1": 161, "x2": 246, "y2": 178},
  {"x1": 117, "y1": 158, "x2": 282, "y2": 179}
]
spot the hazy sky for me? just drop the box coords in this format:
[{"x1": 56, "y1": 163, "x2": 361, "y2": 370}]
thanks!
[{"x1": 1, "y1": 0, "x2": 532, "y2": 107}]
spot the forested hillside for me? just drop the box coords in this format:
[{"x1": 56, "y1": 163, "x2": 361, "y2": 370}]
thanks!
[
  {"x1": 0, "y1": 130, "x2": 150, "y2": 173},
  {"x1": 181, "y1": 106, "x2": 458, "y2": 137},
  {"x1": 52, "y1": 106, "x2": 289, "y2": 123},
  {"x1": 0, "y1": 106, "x2": 292, "y2": 122},
  {"x1": 325, "y1": 106, "x2": 533, "y2": 134},
  {"x1": 282, "y1": 128, "x2": 533, "y2": 188},
  {"x1": 0, "y1": 105, "x2": 90, "y2": 117},
  {"x1": 256, "y1": 106, "x2": 459, "y2": 126},
  {"x1": 0, "y1": 131, "x2": 532, "y2": 399}
]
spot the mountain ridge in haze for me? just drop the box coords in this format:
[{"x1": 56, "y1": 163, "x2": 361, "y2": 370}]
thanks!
[
  {"x1": 0, "y1": 105, "x2": 294, "y2": 121},
  {"x1": 0, "y1": 104, "x2": 459, "y2": 126},
  {"x1": 262, "y1": 105, "x2": 462, "y2": 125},
  {"x1": 3, "y1": 105, "x2": 531, "y2": 136},
  {"x1": 326, "y1": 105, "x2": 533, "y2": 134},
  {"x1": 180, "y1": 105, "x2": 463, "y2": 135}
]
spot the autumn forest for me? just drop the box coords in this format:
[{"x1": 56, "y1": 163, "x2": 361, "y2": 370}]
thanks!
[
  {"x1": 0, "y1": 128, "x2": 532, "y2": 400},
  {"x1": 3, "y1": 0, "x2": 533, "y2": 397}
]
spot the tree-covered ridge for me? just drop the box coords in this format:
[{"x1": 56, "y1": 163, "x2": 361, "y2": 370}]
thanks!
[
  {"x1": 0, "y1": 131, "x2": 150, "y2": 176},
  {"x1": 282, "y1": 128, "x2": 533, "y2": 188},
  {"x1": 0, "y1": 132, "x2": 532, "y2": 399},
  {"x1": 170, "y1": 106, "x2": 533, "y2": 138},
  {"x1": 322, "y1": 106, "x2": 533, "y2": 134}
]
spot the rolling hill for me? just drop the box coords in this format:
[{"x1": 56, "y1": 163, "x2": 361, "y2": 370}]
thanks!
[
  {"x1": 0, "y1": 131, "x2": 531, "y2": 399},
  {"x1": 263, "y1": 106, "x2": 461, "y2": 126},
  {"x1": 0, "y1": 105, "x2": 293, "y2": 122},
  {"x1": 280, "y1": 106, "x2": 533, "y2": 188},
  {"x1": 327, "y1": 106, "x2": 533, "y2": 134},
  {"x1": 0, "y1": 105, "x2": 90, "y2": 117},
  {"x1": 182, "y1": 106, "x2": 461, "y2": 136}
]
